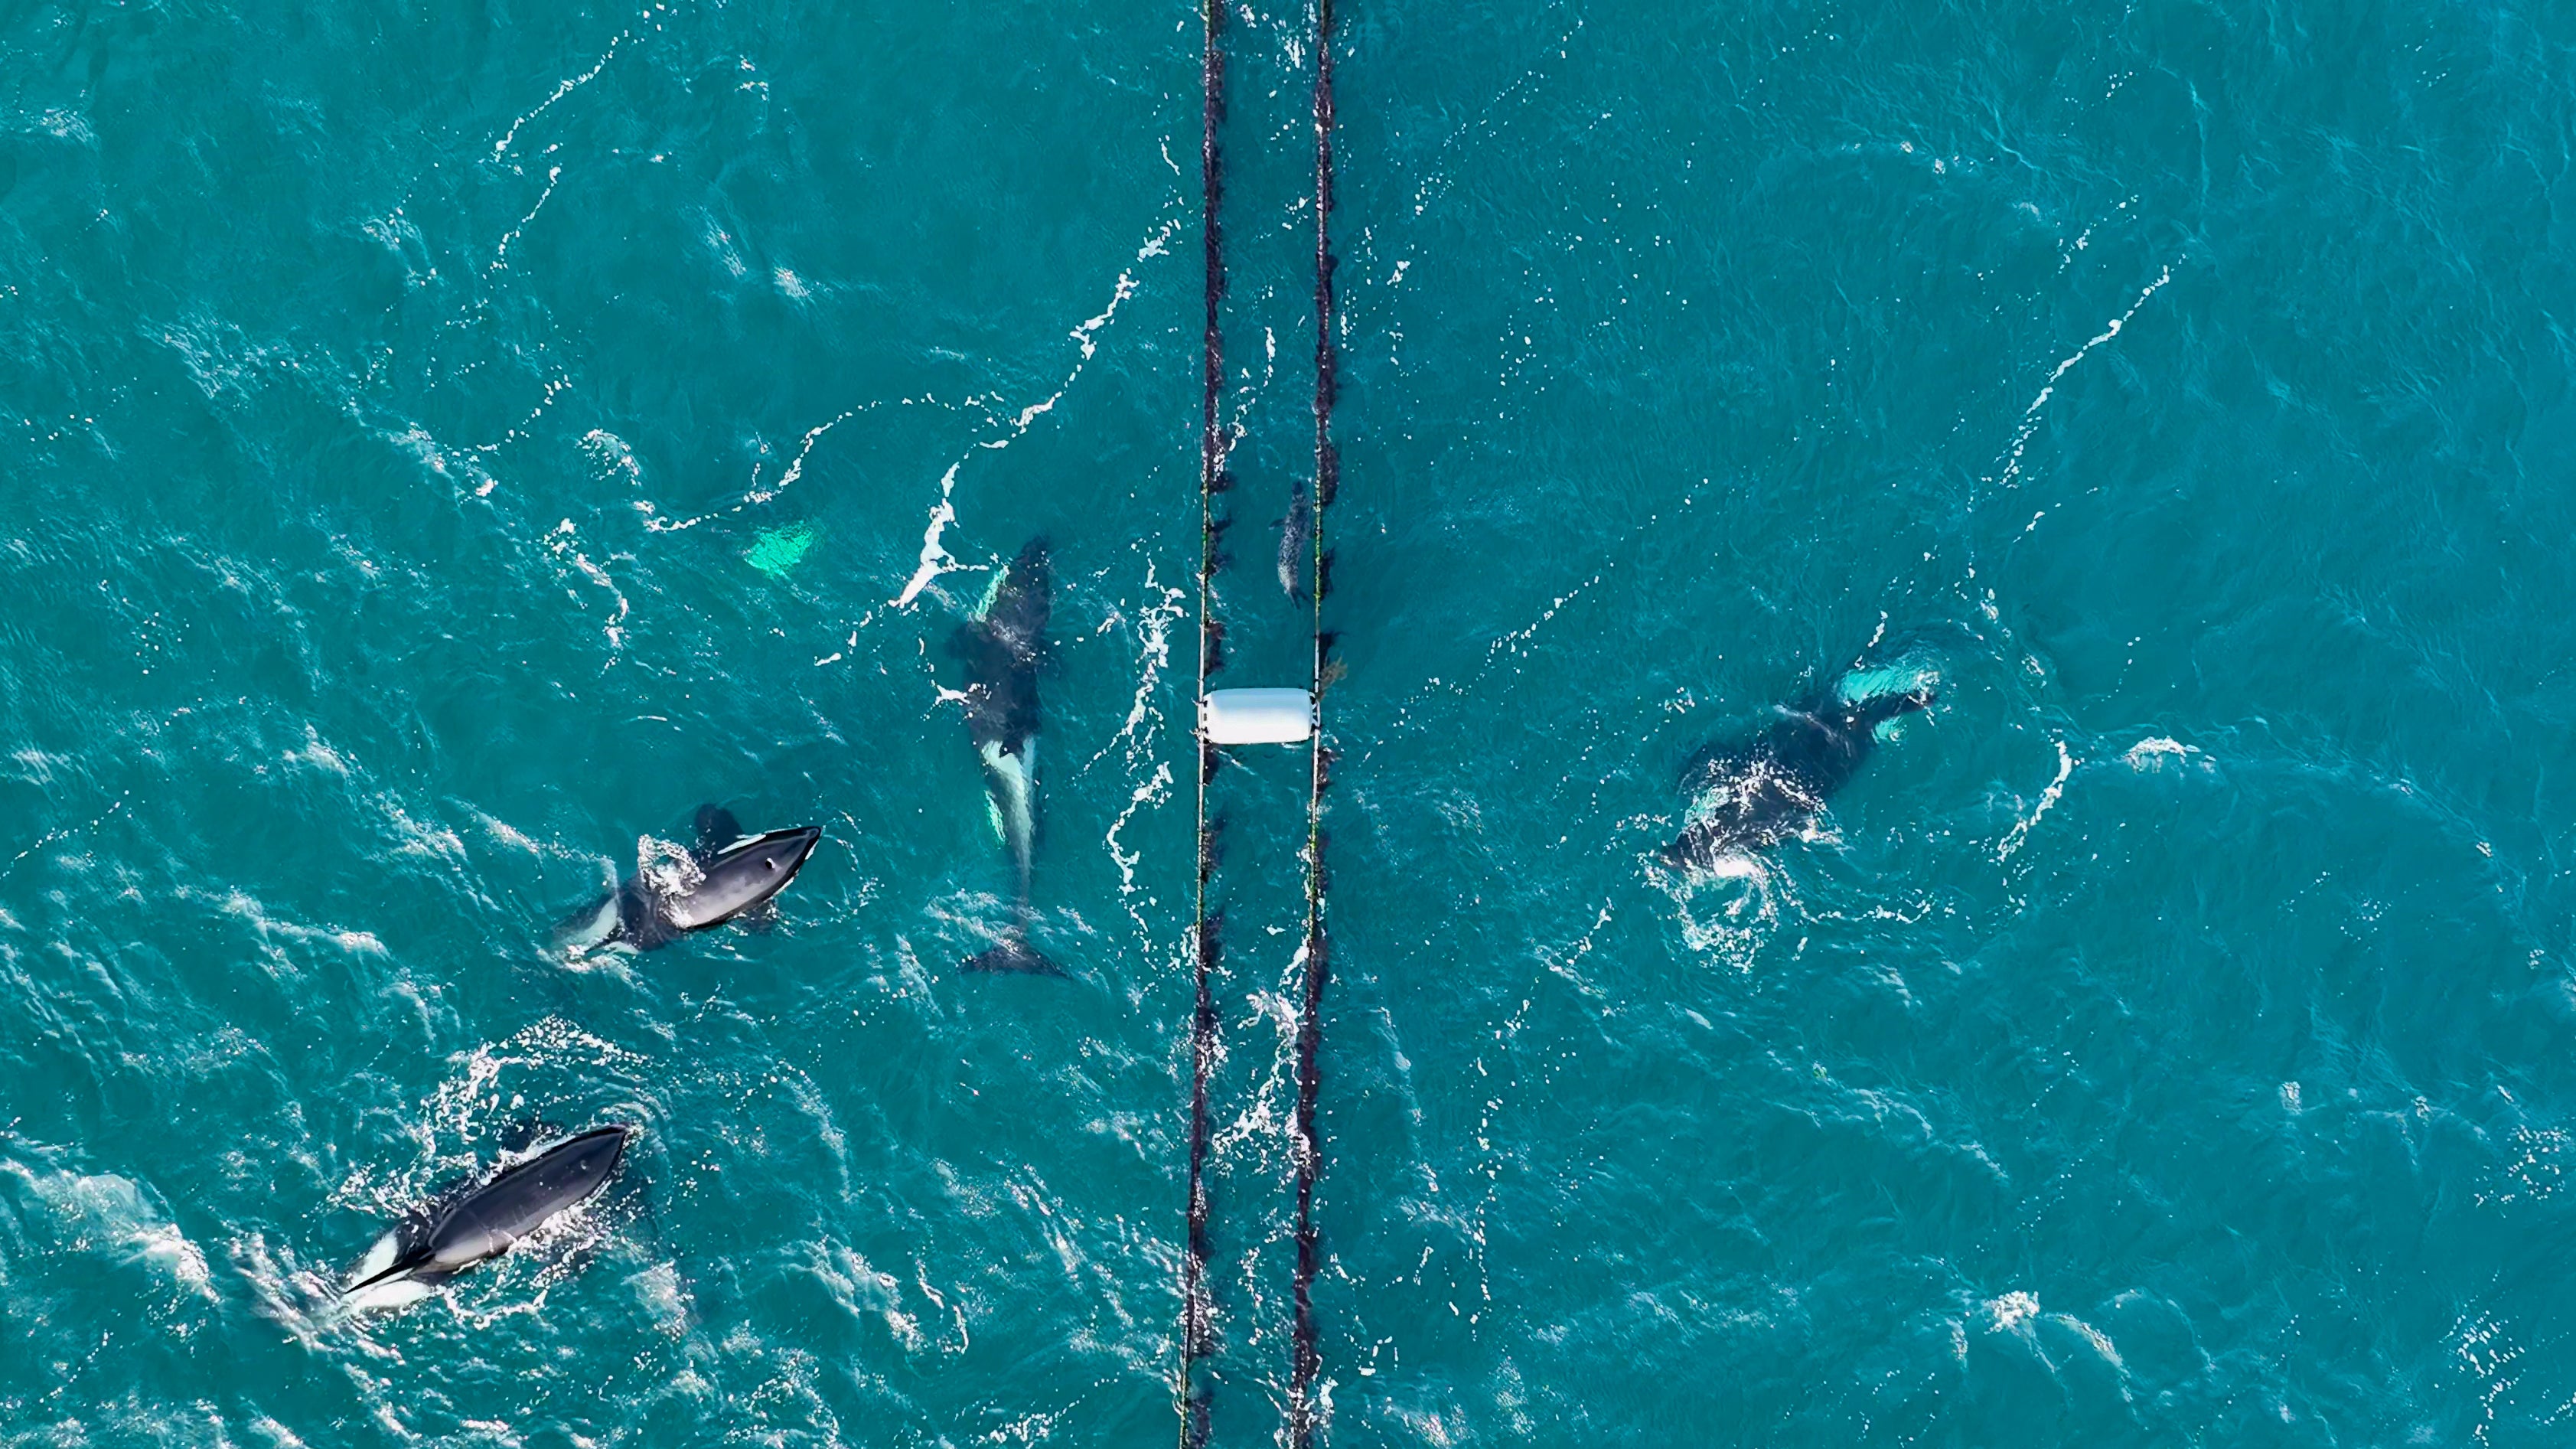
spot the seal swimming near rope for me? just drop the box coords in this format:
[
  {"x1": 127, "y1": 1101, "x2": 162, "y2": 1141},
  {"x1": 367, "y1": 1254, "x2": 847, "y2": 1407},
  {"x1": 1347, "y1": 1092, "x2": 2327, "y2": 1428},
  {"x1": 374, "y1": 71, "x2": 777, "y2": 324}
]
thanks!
[
  {"x1": 1665, "y1": 671, "x2": 1935, "y2": 870},
  {"x1": 1277, "y1": 481, "x2": 1312, "y2": 602}
]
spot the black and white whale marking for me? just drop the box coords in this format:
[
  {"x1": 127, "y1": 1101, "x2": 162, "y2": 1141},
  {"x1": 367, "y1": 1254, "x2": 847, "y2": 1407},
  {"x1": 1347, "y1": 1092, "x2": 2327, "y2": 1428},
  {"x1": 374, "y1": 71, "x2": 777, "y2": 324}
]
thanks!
[
  {"x1": 1665, "y1": 677, "x2": 1935, "y2": 870},
  {"x1": 556, "y1": 806, "x2": 820, "y2": 955},
  {"x1": 947, "y1": 537, "x2": 1058, "y2": 974},
  {"x1": 341, "y1": 1125, "x2": 629, "y2": 1313}
]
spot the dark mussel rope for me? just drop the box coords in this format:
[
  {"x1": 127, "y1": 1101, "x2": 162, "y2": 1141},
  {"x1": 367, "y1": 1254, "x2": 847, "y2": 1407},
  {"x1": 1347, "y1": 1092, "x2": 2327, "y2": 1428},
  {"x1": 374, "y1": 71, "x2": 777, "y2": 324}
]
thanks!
[
  {"x1": 1177, "y1": 0, "x2": 1228, "y2": 1440},
  {"x1": 1288, "y1": 0, "x2": 1339, "y2": 1441}
]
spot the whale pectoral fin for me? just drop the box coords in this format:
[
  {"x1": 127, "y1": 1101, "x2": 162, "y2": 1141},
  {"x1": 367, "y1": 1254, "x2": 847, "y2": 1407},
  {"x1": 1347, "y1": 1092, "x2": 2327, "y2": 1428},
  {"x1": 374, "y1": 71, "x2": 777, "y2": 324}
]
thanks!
[
  {"x1": 692, "y1": 804, "x2": 744, "y2": 860},
  {"x1": 552, "y1": 893, "x2": 624, "y2": 955},
  {"x1": 738, "y1": 899, "x2": 778, "y2": 935}
]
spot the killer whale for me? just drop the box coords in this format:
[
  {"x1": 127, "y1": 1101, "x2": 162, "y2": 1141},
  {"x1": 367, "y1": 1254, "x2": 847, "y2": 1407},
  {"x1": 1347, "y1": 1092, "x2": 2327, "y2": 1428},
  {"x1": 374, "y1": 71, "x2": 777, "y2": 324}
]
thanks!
[
  {"x1": 1665, "y1": 672, "x2": 1935, "y2": 870},
  {"x1": 947, "y1": 537, "x2": 1058, "y2": 974},
  {"x1": 341, "y1": 1125, "x2": 629, "y2": 1313},
  {"x1": 555, "y1": 805, "x2": 820, "y2": 955}
]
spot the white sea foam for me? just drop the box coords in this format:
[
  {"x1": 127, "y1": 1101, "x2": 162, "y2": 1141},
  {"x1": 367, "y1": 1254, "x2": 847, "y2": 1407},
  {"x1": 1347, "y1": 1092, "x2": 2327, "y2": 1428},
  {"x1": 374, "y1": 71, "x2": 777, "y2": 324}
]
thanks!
[
  {"x1": 1104, "y1": 763, "x2": 1172, "y2": 931},
  {"x1": 810, "y1": 1240, "x2": 919, "y2": 1349},
  {"x1": 892, "y1": 461, "x2": 966, "y2": 608},
  {"x1": 1989, "y1": 264, "x2": 2176, "y2": 491},
  {"x1": 890, "y1": 216, "x2": 1182, "y2": 609},
  {"x1": 1999, "y1": 739, "x2": 2077, "y2": 860},
  {"x1": 489, "y1": 164, "x2": 563, "y2": 274},
  {"x1": 2056, "y1": 1312, "x2": 2124, "y2": 1370},
  {"x1": 1985, "y1": 1289, "x2": 2041, "y2": 1332},
  {"x1": 1085, "y1": 563, "x2": 1188, "y2": 957},
  {"x1": 489, "y1": 32, "x2": 628, "y2": 160},
  {"x1": 1654, "y1": 847, "x2": 1787, "y2": 974},
  {"x1": 380, "y1": 796, "x2": 468, "y2": 864},
  {"x1": 1407, "y1": 7, "x2": 1584, "y2": 220},
  {"x1": 630, "y1": 1260, "x2": 693, "y2": 1337},
  {"x1": 1206, "y1": 946, "x2": 1316, "y2": 1186},
  {"x1": 543, "y1": 518, "x2": 631, "y2": 657},
  {"x1": 4, "y1": 1159, "x2": 216, "y2": 1303},
  {"x1": 1085, "y1": 564, "x2": 1187, "y2": 775},
  {"x1": 641, "y1": 397, "x2": 942, "y2": 534},
  {"x1": 2124, "y1": 736, "x2": 2200, "y2": 769},
  {"x1": 1485, "y1": 573, "x2": 1602, "y2": 665},
  {"x1": 2455, "y1": 1313, "x2": 2523, "y2": 1446},
  {"x1": 36, "y1": 107, "x2": 96, "y2": 144},
  {"x1": 2482, "y1": 1124, "x2": 2569, "y2": 1206},
  {"x1": 635, "y1": 831, "x2": 703, "y2": 899},
  {"x1": 581, "y1": 429, "x2": 644, "y2": 485}
]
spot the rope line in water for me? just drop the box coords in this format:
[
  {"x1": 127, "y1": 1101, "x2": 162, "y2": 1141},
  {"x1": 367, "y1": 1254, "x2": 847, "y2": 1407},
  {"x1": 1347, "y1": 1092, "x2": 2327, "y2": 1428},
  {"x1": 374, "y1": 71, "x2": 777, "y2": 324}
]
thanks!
[
  {"x1": 1180, "y1": 1, "x2": 1337, "y2": 1441},
  {"x1": 1288, "y1": 0, "x2": 1339, "y2": 1441},
  {"x1": 1177, "y1": 0, "x2": 1228, "y2": 1441}
]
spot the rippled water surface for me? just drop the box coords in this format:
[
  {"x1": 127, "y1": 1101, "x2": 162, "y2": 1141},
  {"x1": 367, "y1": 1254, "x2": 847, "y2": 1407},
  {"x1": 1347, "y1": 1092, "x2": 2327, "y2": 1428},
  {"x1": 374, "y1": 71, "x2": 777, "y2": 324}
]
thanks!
[{"x1": 7, "y1": 0, "x2": 2576, "y2": 1444}]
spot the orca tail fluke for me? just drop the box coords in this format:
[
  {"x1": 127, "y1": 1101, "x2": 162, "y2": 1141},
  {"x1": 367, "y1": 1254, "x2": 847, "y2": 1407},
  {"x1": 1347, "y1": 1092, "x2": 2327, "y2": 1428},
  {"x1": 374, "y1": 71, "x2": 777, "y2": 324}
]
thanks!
[
  {"x1": 964, "y1": 935, "x2": 1063, "y2": 976},
  {"x1": 552, "y1": 892, "x2": 625, "y2": 956}
]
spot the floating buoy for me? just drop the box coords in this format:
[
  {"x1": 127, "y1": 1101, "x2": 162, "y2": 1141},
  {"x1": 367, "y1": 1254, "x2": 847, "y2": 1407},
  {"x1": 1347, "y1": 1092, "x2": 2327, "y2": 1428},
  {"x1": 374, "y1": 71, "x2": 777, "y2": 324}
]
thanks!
[{"x1": 1199, "y1": 688, "x2": 1316, "y2": 746}]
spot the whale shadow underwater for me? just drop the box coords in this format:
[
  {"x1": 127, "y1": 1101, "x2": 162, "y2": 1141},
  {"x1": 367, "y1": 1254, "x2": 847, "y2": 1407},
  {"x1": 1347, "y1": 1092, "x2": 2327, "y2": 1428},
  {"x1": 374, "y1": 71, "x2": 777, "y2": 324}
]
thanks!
[
  {"x1": 341, "y1": 1124, "x2": 631, "y2": 1314},
  {"x1": 1664, "y1": 666, "x2": 1937, "y2": 871},
  {"x1": 945, "y1": 537, "x2": 1062, "y2": 974},
  {"x1": 554, "y1": 805, "x2": 820, "y2": 956}
]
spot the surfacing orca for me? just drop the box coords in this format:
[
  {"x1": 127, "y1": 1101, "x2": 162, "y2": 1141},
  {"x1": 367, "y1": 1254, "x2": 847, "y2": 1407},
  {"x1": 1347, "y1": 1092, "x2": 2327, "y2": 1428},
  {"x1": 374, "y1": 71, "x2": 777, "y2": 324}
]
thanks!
[
  {"x1": 341, "y1": 1125, "x2": 630, "y2": 1313},
  {"x1": 1665, "y1": 674, "x2": 1935, "y2": 870},
  {"x1": 947, "y1": 537, "x2": 1059, "y2": 974},
  {"x1": 555, "y1": 805, "x2": 820, "y2": 955}
]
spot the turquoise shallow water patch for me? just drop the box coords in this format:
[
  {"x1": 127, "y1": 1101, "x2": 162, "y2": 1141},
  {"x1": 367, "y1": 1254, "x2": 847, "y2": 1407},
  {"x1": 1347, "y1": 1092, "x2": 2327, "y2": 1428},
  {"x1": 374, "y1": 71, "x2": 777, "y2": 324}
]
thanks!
[
  {"x1": 5, "y1": 0, "x2": 2576, "y2": 1444},
  {"x1": 743, "y1": 522, "x2": 816, "y2": 578}
]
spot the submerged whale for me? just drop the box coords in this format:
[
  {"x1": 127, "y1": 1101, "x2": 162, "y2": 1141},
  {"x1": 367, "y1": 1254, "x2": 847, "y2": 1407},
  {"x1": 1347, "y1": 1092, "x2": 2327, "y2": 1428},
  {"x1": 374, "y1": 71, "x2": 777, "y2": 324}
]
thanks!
[
  {"x1": 341, "y1": 1125, "x2": 629, "y2": 1313},
  {"x1": 556, "y1": 805, "x2": 820, "y2": 955},
  {"x1": 947, "y1": 537, "x2": 1058, "y2": 974},
  {"x1": 1665, "y1": 674, "x2": 1935, "y2": 869}
]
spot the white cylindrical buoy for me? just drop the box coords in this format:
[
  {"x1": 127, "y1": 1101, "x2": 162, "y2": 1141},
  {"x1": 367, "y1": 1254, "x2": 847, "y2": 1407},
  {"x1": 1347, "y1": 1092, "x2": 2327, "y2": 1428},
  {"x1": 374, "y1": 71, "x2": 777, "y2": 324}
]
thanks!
[{"x1": 1200, "y1": 688, "x2": 1317, "y2": 746}]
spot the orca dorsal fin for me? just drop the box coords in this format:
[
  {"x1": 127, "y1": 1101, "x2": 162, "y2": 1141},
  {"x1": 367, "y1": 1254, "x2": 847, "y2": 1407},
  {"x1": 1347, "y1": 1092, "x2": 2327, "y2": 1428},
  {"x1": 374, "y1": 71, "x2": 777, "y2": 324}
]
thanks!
[{"x1": 692, "y1": 804, "x2": 744, "y2": 860}]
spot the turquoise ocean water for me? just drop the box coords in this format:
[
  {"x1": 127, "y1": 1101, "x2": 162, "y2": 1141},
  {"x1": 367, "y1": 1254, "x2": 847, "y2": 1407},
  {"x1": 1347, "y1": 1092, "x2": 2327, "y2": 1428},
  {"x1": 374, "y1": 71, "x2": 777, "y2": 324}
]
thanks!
[{"x1": 8, "y1": 0, "x2": 2576, "y2": 1443}]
